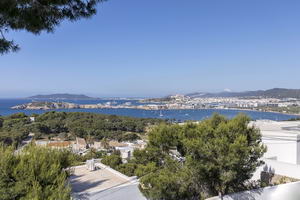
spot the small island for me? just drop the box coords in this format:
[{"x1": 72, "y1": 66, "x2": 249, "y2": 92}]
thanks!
[
  {"x1": 11, "y1": 101, "x2": 167, "y2": 110},
  {"x1": 11, "y1": 102, "x2": 80, "y2": 110}
]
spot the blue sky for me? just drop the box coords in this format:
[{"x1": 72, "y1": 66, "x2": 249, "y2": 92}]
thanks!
[{"x1": 1, "y1": 0, "x2": 300, "y2": 98}]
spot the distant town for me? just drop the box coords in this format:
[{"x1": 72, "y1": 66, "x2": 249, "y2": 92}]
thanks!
[{"x1": 11, "y1": 88, "x2": 300, "y2": 115}]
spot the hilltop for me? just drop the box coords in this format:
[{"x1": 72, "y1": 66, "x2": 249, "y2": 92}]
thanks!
[
  {"x1": 186, "y1": 88, "x2": 300, "y2": 99},
  {"x1": 28, "y1": 93, "x2": 96, "y2": 100}
]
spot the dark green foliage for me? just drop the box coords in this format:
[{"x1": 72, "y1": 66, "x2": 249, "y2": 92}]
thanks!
[
  {"x1": 0, "y1": 37, "x2": 19, "y2": 54},
  {"x1": 0, "y1": 113, "x2": 30, "y2": 146},
  {"x1": 139, "y1": 113, "x2": 266, "y2": 199},
  {"x1": 100, "y1": 147, "x2": 162, "y2": 177},
  {"x1": 286, "y1": 117, "x2": 300, "y2": 121},
  {"x1": 133, "y1": 147, "x2": 166, "y2": 167},
  {"x1": 116, "y1": 163, "x2": 138, "y2": 177},
  {"x1": 6, "y1": 112, "x2": 27, "y2": 119},
  {"x1": 67, "y1": 148, "x2": 106, "y2": 166},
  {"x1": 119, "y1": 132, "x2": 141, "y2": 142},
  {"x1": 182, "y1": 114, "x2": 266, "y2": 196},
  {"x1": 134, "y1": 162, "x2": 158, "y2": 177},
  {"x1": 101, "y1": 153, "x2": 122, "y2": 169},
  {"x1": 140, "y1": 163, "x2": 200, "y2": 200},
  {"x1": 33, "y1": 112, "x2": 162, "y2": 141},
  {"x1": 148, "y1": 124, "x2": 181, "y2": 152},
  {"x1": 84, "y1": 148, "x2": 105, "y2": 160},
  {"x1": 0, "y1": 0, "x2": 106, "y2": 54},
  {"x1": 0, "y1": 117, "x2": 3, "y2": 128},
  {"x1": 0, "y1": 144, "x2": 71, "y2": 200},
  {"x1": 0, "y1": 111, "x2": 164, "y2": 146}
]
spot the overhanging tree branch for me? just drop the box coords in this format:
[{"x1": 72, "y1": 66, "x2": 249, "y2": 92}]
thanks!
[{"x1": 0, "y1": 0, "x2": 106, "y2": 54}]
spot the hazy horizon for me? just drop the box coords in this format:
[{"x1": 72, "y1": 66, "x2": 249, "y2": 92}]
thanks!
[{"x1": 1, "y1": 87, "x2": 300, "y2": 99}]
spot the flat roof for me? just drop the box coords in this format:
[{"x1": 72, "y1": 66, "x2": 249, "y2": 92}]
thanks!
[
  {"x1": 89, "y1": 183, "x2": 145, "y2": 200},
  {"x1": 251, "y1": 120, "x2": 300, "y2": 140},
  {"x1": 70, "y1": 165, "x2": 145, "y2": 200}
]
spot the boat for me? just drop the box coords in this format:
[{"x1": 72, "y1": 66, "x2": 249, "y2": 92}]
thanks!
[{"x1": 159, "y1": 110, "x2": 163, "y2": 117}]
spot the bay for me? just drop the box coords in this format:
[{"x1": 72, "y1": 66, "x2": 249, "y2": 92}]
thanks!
[{"x1": 0, "y1": 99, "x2": 297, "y2": 121}]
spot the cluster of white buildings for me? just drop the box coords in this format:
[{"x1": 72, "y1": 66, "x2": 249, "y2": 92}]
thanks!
[
  {"x1": 142, "y1": 95, "x2": 300, "y2": 110},
  {"x1": 180, "y1": 97, "x2": 300, "y2": 109},
  {"x1": 35, "y1": 136, "x2": 147, "y2": 163}
]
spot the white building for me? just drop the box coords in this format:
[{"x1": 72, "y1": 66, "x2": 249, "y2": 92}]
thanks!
[
  {"x1": 116, "y1": 146, "x2": 134, "y2": 163},
  {"x1": 251, "y1": 120, "x2": 300, "y2": 180},
  {"x1": 252, "y1": 120, "x2": 300, "y2": 165}
]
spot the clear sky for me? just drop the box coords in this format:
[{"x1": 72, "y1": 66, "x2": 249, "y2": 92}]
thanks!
[{"x1": 1, "y1": 0, "x2": 300, "y2": 98}]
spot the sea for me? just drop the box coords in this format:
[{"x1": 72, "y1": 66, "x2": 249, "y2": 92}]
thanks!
[{"x1": 0, "y1": 99, "x2": 298, "y2": 122}]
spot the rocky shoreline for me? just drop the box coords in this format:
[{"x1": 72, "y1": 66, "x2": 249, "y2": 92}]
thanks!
[
  {"x1": 10, "y1": 101, "x2": 300, "y2": 117},
  {"x1": 11, "y1": 101, "x2": 165, "y2": 110}
]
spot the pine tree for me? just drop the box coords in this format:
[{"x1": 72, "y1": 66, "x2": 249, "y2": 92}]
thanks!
[
  {"x1": 0, "y1": 144, "x2": 72, "y2": 200},
  {"x1": 139, "y1": 114, "x2": 266, "y2": 199},
  {"x1": 0, "y1": 0, "x2": 106, "y2": 54}
]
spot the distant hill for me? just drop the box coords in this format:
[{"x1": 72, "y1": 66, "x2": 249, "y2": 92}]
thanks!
[
  {"x1": 28, "y1": 93, "x2": 96, "y2": 100},
  {"x1": 186, "y1": 88, "x2": 300, "y2": 99}
]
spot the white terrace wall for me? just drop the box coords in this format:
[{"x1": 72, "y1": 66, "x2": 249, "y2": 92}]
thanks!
[
  {"x1": 207, "y1": 181, "x2": 300, "y2": 200},
  {"x1": 252, "y1": 158, "x2": 300, "y2": 180},
  {"x1": 261, "y1": 132, "x2": 299, "y2": 164}
]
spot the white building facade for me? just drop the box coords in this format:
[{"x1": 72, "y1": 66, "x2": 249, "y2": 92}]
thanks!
[{"x1": 251, "y1": 120, "x2": 300, "y2": 180}]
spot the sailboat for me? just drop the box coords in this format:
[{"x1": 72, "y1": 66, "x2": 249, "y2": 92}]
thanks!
[{"x1": 159, "y1": 110, "x2": 163, "y2": 117}]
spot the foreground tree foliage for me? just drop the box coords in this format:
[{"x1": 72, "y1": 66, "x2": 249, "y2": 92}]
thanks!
[
  {"x1": 0, "y1": 113, "x2": 31, "y2": 146},
  {"x1": 0, "y1": 0, "x2": 106, "y2": 54},
  {"x1": 138, "y1": 113, "x2": 266, "y2": 200},
  {"x1": 0, "y1": 144, "x2": 73, "y2": 200}
]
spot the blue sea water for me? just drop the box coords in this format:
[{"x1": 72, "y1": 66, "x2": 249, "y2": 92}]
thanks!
[{"x1": 0, "y1": 99, "x2": 298, "y2": 121}]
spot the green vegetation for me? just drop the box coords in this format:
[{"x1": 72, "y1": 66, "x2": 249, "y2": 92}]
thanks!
[
  {"x1": 101, "y1": 151, "x2": 123, "y2": 169},
  {"x1": 286, "y1": 117, "x2": 300, "y2": 121},
  {"x1": 0, "y1": 111, "x2": 164, "y2": 146},
  {"x1": 0, "y1": 142, "x2": 106, "y2": 200},
  {"x1": 258, "y1": 106, "x2": 300, "y2": 115},
  {"x1": 0, "y1": 144, "x2": 72, "y2": 200},
  {"x1": 141, "y1": 96, "x2": 174, "y2": 103},
  {"x1": 69, "y1": 148, "x2": 106, "y2": 166},
  {"x1": 100, "y1": 149, "x2": 161, "y2": 177},
  {"x1": 99, "y1": 114, "x2": 266, "y2": 199},
  {"x1": 0, "y1": 113, "x2": 31, "y2": 146},
  {"x1": 129, "y1": 114, "x2": 266, "y2": 199},
  {"x1": 0, "y1": 112, "x2": 266, "y2": 199},
  {"x1": 0, "y1": 0, "x2": 106, "y2": 54}
]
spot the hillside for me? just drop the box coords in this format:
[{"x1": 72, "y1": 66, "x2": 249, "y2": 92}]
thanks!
[
  {"x1": 0, "y1": 112, "x2": 165, "y2": 146},
  {"x1": 28, "y1": 93, "x2": 96, "y2": 100},
  {"x1": 186, "y1": 88, "x2": 300, "y2": 99}
]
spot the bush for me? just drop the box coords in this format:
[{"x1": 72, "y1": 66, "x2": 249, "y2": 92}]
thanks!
[
  {"x1": 0, "y1": 144, "x2": 71, "y2": 200},
  {"x1": 116, "y1": 163, "x2": 137, "y2": 177},
  {"x1": 101, "y1": 154, "x2": 122, "y2": 169}
]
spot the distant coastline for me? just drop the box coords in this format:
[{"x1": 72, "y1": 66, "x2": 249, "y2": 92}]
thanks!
[
  {"x1": 28, "y1": 93, "x2": 97, "y2": 100},
  {"x1": 10, "y1": 101, "x2": 300, "y2": 117},
  {"x1": 6, "y1": 88, "x2": 300, "y2": 118}
]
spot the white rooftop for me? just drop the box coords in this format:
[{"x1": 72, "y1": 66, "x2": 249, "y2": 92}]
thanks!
[
  {"x1": 251, "y1": 120, "x2": 300, "y2": 164},
  {"x1": 251, "y1": 120, "x2": 300, "y2": 140},
  {"x1": 70, "y1": 164, "x2": 145, "y2": 200}
]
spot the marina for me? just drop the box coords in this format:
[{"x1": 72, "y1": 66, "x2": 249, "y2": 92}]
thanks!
[{"x1": 0, "y1": 99, "x2": 298, "y2": 121}]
